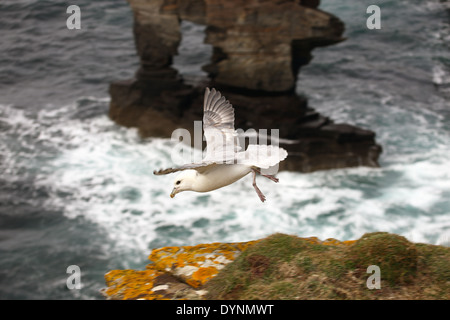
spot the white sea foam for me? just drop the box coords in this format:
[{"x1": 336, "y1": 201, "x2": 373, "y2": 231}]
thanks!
[
  {"x1": 432, "y1": 64, "x2": 448, "y2": 86},
  {"x1": 1, "y1": 96, "x2": 450, "y2": 261}
]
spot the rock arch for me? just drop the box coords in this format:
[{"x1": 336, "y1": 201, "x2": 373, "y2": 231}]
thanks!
[{"x1": 109, "y1": 0, "x2": 382, "y2": 172}]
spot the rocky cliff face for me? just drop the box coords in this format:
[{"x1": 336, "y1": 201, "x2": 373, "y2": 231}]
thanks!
[{"x1": 109, "y1": 0, "x2": 382, "y2": 172}]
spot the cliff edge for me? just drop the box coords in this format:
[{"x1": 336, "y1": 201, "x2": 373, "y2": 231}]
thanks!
[{"x1": 102, "y1": 232, "x2": 449, "y2": 300}]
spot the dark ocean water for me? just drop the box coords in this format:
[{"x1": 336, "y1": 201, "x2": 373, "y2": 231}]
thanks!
[{"x1": 0, "y1": 0, "x2": 449, "y2": 299}]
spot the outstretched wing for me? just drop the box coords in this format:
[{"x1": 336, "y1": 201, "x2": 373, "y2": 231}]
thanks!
[
  {"x1": 202, "y1": 88, "x2": 241, "y2": 163},
  {"x1": 153, "y1": 162, "x2": 216, "y2": 175},
  {"x1": 154, "y1": 88, "x2": 243, "y2": 176}
]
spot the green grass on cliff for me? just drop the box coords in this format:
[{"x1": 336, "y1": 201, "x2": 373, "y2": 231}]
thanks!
[{"x1": 205, "y1": 232, "x2": 450, "y2": 300}]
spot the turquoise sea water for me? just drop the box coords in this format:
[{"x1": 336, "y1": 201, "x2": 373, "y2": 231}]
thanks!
[{"x1": 0, "y1": 0, "x2": 449, "y2": 299}]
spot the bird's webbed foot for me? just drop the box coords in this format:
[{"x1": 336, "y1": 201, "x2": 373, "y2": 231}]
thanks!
[{"x1": 251, "y1": 169, "x2": 266, "y2": 202}]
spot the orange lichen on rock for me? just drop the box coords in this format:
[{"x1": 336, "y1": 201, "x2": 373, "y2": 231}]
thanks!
[
  {"x1": 304, "y1": 236, "x2": 321, "y2": 245},
  {"x1": 103, "y1": 268, "x2": 165, "y2": 300},
  {"x1": 187, "y1": 266, "x2": 219, "y2": 288},
  {"x1": 148, "y1": 240, "x2": 260, "y2": 288},
  {"x1": 342, "y1": 240, "x2": 357, "y2": 246},
  {"x1": 322, "y1": 238, "x2": 357, "y2": 246}
]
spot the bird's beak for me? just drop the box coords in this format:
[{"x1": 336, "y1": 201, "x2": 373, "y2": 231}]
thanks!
[{"x1": 170, "y1": 188, "x2": 177, "y2": 198}]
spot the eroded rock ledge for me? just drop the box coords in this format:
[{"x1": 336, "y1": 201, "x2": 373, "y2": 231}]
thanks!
[
  {"x1": 102, "y1": 232, "x2": 449, "y2": 300},
  {"x1": 109, "y1": 0, "x2": 382, "y2": 172}
]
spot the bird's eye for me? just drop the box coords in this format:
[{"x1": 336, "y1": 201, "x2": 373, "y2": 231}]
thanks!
[{"x1": 176, "y1": 180, "x2": 181, "y2": 185}]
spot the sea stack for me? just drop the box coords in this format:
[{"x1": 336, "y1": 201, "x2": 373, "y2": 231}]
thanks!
[{"x1": 108, "y1": 0, "x2": 382, "y2": 172}]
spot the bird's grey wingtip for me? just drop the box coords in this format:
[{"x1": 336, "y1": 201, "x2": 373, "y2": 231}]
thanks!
[{"x1": 153, "y1": 169, "x2": 166, "y2": 175}]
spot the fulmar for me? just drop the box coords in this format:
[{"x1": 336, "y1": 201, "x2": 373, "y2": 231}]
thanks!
[{"x1": 153, "y1": 88, "x2": 288, "y2": 202}]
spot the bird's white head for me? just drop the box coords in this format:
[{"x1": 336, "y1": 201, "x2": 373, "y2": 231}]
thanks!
[{"x1": 170, "y1": 170, "x2": 198, "y2": 198}]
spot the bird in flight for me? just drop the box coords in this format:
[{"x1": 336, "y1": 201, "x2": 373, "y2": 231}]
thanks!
[{"x1": 153, "y1": 88, "x2": 288, "y2": 202}]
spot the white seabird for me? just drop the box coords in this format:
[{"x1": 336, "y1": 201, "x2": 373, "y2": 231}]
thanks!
[{"x1": 153, "y1": 87, "x2": 288, "y2": 202}]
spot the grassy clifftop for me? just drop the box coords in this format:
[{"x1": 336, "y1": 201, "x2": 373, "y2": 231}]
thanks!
[
  {"x1": 103, "y1": 232, "x2": 449, "y2": 300},
  {"x1": 205, "y1": 232, "x2": 449, "y2": 300}
]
